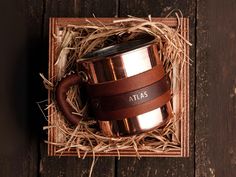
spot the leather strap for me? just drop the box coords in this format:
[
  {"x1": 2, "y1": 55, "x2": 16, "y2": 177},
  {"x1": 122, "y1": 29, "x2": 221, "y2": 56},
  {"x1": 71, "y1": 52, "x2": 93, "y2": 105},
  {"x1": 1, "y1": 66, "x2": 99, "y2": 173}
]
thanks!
[
  {"x1": 87, "y1": 65, "x2": 165, "y2": 97},
  {"x1": 55, "y1": 66, "x2": 170, "y2": 123},
  {"x1": 55, "y1": 73, "x2": 83, "y2": 125},
  {"x1": 90, "y1": 75, "x2": 170, "y2": 112},
  {"x1": 93, "y1": 90, "x2": 171, "y2": 121}
]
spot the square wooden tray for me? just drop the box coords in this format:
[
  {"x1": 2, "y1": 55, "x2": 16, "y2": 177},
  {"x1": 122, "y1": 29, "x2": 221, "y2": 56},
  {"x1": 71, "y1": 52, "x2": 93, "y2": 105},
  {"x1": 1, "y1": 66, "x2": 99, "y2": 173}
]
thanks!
[{"x1": 48, "y1": 17, "x2": 189, "y2": 157}]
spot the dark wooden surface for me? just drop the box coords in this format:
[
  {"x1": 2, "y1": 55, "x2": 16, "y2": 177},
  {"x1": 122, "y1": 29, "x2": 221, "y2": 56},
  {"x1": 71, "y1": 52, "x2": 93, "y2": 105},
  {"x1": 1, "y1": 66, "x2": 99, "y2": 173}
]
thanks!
[
  {"x1": 0, "y1": 0, "x2": 235, "y2": 177},
  {"x1": 195, "y1": 0, "x2": 236, "y2": 177}
]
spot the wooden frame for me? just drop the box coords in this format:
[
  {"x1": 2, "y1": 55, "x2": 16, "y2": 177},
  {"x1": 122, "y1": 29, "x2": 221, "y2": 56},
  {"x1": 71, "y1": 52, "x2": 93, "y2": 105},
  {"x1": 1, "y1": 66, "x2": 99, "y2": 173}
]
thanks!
[{"x1": 48, "y1": 18, "x2": 189, "y2": 157}]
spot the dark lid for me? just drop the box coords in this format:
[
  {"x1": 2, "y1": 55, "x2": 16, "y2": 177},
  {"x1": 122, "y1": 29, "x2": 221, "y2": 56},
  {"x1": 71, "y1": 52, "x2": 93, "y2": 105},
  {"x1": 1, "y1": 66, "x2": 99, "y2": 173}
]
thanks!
[{"x1": 80, "y1": 36, "x2": 155, "y2": 61}]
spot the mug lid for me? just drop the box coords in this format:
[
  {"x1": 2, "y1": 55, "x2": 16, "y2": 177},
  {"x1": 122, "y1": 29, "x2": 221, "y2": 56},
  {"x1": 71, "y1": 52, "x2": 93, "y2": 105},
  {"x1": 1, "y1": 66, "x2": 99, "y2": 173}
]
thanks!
[{"x1": 79, "y1": 36, "x2": 156, "y2": 62}]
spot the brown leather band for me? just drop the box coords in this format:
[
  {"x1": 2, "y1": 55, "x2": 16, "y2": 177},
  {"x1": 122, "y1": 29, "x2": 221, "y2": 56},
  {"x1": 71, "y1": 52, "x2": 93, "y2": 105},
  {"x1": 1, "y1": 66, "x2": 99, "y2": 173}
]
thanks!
[
  {"x1": 55, "y1": 67, "x2": 169, "y2": 123},
  {"x1": 55, "y1": 73, "x2": 83, "y2": 125},
  {"x1": 94, "y1": 90, "x2": 171, "y2": 121},
  {"x1": 90, "y1": 74, "x2": 170, "y2": 112},
  {"x1": 87, "y1": 65, "x2": 165, "y2": 97}
]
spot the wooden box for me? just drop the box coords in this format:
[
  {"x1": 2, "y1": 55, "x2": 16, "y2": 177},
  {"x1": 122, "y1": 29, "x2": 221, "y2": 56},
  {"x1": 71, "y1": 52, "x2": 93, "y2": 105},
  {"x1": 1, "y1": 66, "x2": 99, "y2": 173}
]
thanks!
[{"x1": 48, "y1": 17, "x2": 189, "y2": 157}]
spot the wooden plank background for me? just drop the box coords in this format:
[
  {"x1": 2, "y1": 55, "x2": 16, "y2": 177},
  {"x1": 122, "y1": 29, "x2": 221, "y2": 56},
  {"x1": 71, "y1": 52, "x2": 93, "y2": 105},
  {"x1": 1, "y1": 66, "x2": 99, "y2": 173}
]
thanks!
[{"x1": 0, "y1": 0, "x2": 235, "y2": 177}]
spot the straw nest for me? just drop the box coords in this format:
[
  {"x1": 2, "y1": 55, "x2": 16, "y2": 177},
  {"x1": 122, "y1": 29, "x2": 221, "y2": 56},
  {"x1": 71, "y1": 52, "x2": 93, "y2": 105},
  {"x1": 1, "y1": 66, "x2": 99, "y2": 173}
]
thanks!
[{"x1": 40, "y1": 14, "x2": 191, "y2": 160}]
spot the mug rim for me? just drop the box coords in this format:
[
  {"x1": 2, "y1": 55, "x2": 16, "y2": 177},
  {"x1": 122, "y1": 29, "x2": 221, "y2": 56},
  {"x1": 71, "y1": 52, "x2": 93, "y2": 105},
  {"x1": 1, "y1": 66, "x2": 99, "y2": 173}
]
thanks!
[{"x1": 78, "y1": 36, "x2": 156, "y2": 62}]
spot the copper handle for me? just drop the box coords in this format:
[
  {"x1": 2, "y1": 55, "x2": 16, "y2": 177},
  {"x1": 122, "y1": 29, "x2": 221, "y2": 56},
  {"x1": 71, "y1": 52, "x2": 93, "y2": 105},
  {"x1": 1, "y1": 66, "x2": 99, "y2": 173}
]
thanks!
[{"x1": 55, "y1": 73, "x2": 83, "y2": 125}]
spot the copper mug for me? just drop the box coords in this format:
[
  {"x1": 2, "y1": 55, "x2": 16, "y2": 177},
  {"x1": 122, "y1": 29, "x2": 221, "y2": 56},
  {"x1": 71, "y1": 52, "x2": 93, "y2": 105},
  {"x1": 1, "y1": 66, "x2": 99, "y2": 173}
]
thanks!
[{"x1": 55, "y1": 37, "x2": 173, "y2": 137}]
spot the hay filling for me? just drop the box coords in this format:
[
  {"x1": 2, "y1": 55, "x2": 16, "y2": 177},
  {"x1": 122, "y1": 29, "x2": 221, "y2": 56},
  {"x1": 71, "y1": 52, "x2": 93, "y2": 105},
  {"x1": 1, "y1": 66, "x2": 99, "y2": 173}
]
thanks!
[{"x1": 40, "y1": 15, "x2": 191, "y2": 176}]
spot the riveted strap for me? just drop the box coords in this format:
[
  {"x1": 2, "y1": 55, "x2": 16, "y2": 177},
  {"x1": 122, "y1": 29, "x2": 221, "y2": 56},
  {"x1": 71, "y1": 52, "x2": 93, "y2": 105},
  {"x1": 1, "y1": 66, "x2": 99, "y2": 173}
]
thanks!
[
  {"x1": 93, "y1": 90, "x2": 171, "y2": 121},
  {"x1": 89, "y1": 73, "x2": 171, "y2": 121},
  {"x1": 55, "y1": 73, "x2": 83, "y2": 125},
  {"x1": 87, "y1": 65, "x2": 165, "y2": 97}
]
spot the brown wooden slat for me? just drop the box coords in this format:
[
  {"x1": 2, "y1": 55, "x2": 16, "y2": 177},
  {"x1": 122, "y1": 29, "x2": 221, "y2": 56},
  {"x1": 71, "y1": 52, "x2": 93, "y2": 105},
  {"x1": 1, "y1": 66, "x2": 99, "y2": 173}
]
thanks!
[
  {"x1": 42, "y1": 0, "x2": 117, "y2": 18},
  {"x1": 47, "y1": 17, "x2": 188, "y2": 158},
  {"x1": 40, "y1": 1, "x2": 117, "y2": 177},
  {"x1": 117, "y1": 0, "x2": 196, "y2": 176},
  {"x1": 52, "y1": 147, "x2": 181, "y2": 157},
  {"x1": 196, "y1": 0, "x2": 236, "y2": 176},
  {"x1": 0, "y1": 0, "x2": 43, "y2": 177},
  {"x1": 40, "y1": 156, "x2": 114, "y2": 177},
  {"x1": 54, "y1": 17, "x2": 178, "y2": 27}
]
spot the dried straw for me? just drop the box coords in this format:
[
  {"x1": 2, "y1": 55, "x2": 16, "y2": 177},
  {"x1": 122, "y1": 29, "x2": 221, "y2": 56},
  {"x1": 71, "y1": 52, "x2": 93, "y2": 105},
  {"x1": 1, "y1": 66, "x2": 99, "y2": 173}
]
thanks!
[{"x1": 40, "y1": 14, "x2": 191, "y2": 177}]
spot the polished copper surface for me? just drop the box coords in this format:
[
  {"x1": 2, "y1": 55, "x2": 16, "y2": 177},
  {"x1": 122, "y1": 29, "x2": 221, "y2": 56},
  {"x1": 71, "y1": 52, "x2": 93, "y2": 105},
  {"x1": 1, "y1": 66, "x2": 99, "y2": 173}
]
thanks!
[
  {"x1": 99, "y1": 102, "x2": 173, "y2": 136},
  {"x1": 76, "y1": 38, "x2": 173, "y2": 136},
  {"x1": 80, "y1": 43, "x2": 160, "y2": 84}
]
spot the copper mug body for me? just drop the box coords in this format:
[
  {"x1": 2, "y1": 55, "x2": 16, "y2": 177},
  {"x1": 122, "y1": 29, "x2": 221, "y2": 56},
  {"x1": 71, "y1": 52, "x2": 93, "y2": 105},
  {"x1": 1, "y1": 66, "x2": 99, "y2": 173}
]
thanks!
[{"x1": 55, "y1": 37, "x2": 173, "y2": 137}]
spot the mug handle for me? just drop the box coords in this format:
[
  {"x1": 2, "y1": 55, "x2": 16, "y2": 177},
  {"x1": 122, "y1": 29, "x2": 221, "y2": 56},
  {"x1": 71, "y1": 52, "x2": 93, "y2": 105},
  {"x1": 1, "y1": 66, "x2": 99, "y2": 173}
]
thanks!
[{"x1": 55, "y1": 73, "x2": 85, "y2": 125}]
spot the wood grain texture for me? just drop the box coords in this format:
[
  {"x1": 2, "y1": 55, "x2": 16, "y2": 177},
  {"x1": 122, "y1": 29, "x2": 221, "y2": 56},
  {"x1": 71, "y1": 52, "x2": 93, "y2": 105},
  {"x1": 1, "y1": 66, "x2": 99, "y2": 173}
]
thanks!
[
  {"x1": 40, "y1": 1, "x2": 117, "y2": 177},
  {"x1": 43, "y1": 0, "x2": 117, "y2": 19},
  {"x1": 0, "y1": 0, "x2": 43, "y2": 176},
  {"x1": 117, "y1": 0, "x2": 196, "y2": 176},
  {"x1": 196, "y1": 0, "x2": 236, "y2": 176},
  {"x1": 47, "y1": 17, "x2": 188, "y2": 158},
  {"x1": 2, "y1": 0, "x2": 236, "y2": 177},
  {"x1": 40, "y1": 155, "x2": 114, "y2": 177}
]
